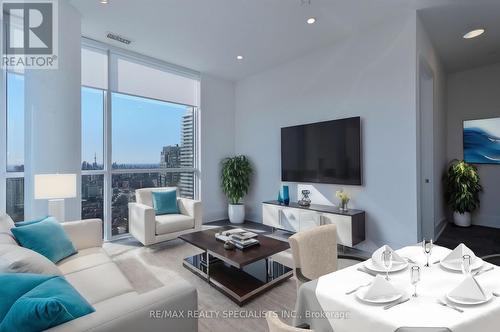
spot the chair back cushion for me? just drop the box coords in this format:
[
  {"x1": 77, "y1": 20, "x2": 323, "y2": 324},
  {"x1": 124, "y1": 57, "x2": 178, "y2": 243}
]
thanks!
[
  {"x1": 11, "y1": 217, "x2": 77, "y2": 263},
  {"x1": 135, "y1": 187, "x2": 179, "y2": 208},
  {"x1": 152, "y1": 190, "x2": 180, "y2": 215},
  {"x1": 289, "y1": 224, "x2": 338, "y2": 280},
  {"x1": 0, "y1": 214, "x2": 17, "y2": 246}
]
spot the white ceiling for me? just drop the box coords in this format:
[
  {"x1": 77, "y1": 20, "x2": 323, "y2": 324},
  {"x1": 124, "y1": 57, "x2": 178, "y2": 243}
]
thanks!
[
  {"x1": 70, "y1": 0, "x2": 491, "y2": 81},
  {"x1": 419, "y1": 1, "x2": 500, "y2": 73}
]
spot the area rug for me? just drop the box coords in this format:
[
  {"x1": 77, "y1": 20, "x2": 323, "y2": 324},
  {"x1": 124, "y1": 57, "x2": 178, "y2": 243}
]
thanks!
[{"x1": 104, "y1": 237, "x2": 297, "y2": 332}]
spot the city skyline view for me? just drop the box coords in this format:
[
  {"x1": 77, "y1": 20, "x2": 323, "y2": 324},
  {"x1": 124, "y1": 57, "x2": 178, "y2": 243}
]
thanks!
[{"x1": 82, "y1": 87, "x2": 191, "y2": 168}]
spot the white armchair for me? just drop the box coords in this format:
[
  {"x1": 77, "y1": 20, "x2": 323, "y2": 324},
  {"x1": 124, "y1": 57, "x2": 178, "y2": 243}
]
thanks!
[{"x1": 128, "y1": 187, "x2": 202, "y2": 246}]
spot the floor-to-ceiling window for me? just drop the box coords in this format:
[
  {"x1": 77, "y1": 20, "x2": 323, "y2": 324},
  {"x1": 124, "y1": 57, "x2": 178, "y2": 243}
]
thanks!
[
  {"x1": 3, "y1": 72, "x2": 25, "y2": 222},
  {"x1": 81, "y1": 40, "x2": 200, "y2": 239}
]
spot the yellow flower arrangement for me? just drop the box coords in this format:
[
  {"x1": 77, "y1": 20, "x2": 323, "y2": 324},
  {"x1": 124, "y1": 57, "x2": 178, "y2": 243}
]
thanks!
[{"x1": 335, "y1": 190, "x2": 350, "y2": 205}]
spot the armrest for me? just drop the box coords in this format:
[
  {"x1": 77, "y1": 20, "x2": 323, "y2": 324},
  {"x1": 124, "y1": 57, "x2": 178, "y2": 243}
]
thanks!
[
  {"x1": 178, "y1": 198, "x2": 202, "y2": 229},
  {"x1": 128, "y1": 203, "x2": 156, "y2": 246},
  {"x1": 61, "y1": 219, "x2": 103, "y2": 250},
  {"x1": 46, "y1": 280, "x2": 198, "y2": 332}
]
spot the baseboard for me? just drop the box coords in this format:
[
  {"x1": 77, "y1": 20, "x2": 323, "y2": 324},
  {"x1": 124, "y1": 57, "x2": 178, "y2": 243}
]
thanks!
[
  {"x1": 203, "y1": 211, "x2": 228, "y2": 223},
  {"x1": 434, "y1": 218, "x2": 447, "y2": 240}
]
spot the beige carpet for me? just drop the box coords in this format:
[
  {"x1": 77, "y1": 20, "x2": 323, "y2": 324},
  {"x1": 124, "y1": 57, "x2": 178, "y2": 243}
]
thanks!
[{"x1": 103, "y1": 237, "x2": 297, "y2": 332}]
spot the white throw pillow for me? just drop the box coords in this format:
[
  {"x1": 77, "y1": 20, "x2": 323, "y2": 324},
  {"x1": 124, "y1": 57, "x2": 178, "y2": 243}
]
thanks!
[
  {"x1": 0, "y1": 214, "x2": 17, "y2": 245},
  {"x1": 0, "y1": 244, "x2": 62, "y2": 275}
]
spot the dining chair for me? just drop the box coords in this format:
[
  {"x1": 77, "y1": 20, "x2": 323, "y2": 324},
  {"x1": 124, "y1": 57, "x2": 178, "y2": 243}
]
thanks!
[
  {"x1": 289, "y1": 224, "x2": 368, "y2": 289},
  {"x1": 266, "y1": 311, "x2": 312, "y2": 332},
  {"x1": 394, "y1": 328, "x2": 452, "y2": 332}
]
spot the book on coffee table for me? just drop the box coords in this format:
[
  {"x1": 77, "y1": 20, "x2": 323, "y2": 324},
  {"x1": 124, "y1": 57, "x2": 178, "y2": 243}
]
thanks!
[{"x1": 215, "y1": 228, "x2": 260, "y2": 249}]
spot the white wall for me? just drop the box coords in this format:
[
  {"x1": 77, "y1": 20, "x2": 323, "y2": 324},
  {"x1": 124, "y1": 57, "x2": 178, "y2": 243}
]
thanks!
[
  {"x1": 200, "y1": 75, "x2": 235, "y2": 222},
  {"x1": 416, "y1": 16, "x2": 447, "y2": 238},
  {"x1": 235, "y1": 14, "x2": 419, "y2": 250},
  {"x1": 447, "y1": 63, "x2": 500, "y2": 228},
  {"x1": 24, "y1": 1, "x2": 82, "y2": 221}
]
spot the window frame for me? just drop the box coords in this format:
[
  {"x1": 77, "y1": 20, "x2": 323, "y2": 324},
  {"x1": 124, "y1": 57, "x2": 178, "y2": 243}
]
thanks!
[
  {"x1": 0, "y1": 52, "x2": 6, "y2": 216},
  {"x1": 81, "y1": 38, "x2": 200, "y2": 241},
  {"x1": 1, "y1": 68, "x2": 26, "y2": 220}
]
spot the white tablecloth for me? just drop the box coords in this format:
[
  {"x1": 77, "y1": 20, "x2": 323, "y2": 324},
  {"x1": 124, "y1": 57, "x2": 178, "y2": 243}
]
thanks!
[{"x1": 314, "y1": 245, "x2": 500, "y2": 332}]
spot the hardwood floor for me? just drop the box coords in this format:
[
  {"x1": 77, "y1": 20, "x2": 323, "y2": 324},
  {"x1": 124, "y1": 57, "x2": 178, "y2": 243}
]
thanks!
[{"x1": 436, "y1": 223, "x2": 500, "y2": 264}]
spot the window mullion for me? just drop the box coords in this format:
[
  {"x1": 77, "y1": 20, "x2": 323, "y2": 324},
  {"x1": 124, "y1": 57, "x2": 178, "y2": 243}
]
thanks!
[
  {"x1": 0, "y1": 56, "x2": 6, "y2": 215},
  {"x1": 103, "y1": 50, "x2": 113, "y2": 241}
]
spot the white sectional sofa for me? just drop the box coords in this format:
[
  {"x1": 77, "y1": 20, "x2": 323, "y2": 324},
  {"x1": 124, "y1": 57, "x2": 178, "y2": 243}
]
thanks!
[{"x1": 0, "y1": 216, "x2": 198, "y2": 332}]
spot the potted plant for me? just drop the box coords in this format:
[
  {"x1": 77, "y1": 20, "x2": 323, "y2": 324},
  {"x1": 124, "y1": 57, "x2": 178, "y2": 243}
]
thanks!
[
  {"x1": 221, "y1": 155, "x2": 253, "y2": 224},
  {"x1": 444, "y1": 160, "x2": 482, "y2": 227}
]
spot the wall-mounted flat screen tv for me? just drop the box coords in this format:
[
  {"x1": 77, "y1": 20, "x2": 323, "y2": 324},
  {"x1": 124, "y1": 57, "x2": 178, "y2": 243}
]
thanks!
[
  {"x1": 281, "y1": 117, "x2": 362, "y2": 185},
  {"x1": 464, "y1": 117, "x2": 500, "y2": 164}
]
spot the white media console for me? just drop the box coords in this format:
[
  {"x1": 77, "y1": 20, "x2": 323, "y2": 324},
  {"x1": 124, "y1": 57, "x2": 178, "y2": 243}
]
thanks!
[{"x1": 262, "y1": 200, "x2": 365, "y2": 247}]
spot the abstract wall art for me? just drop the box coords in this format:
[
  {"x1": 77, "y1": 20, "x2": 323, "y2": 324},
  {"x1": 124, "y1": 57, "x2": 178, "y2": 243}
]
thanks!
[{"x1": 464, "y1": 117, "x2": 500, "y2": 164}]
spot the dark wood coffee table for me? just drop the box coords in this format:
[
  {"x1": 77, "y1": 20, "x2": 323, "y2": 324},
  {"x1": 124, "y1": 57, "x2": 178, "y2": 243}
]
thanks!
[{"x1": 179, "y1": 226, "x2": 293, "y2": 306}]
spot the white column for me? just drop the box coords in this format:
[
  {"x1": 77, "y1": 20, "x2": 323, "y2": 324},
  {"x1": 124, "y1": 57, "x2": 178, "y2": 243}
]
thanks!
[{"x1": 24, "y1": 1, "x2": 81, "y2": 221}]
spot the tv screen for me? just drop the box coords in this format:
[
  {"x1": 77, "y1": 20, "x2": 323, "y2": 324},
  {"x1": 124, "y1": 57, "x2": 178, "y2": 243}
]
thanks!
[
  {"x1": 464, "y1": 117, "x2": 500, "y2": 164},
  {"x1": 281, "y1": 117, "x2": 362, "y2": 185}
]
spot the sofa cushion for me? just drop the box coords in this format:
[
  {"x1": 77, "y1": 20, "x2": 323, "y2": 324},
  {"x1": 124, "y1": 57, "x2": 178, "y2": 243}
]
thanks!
[
  {"x1": 152, "y1": 190, "x2": 180, "y2": 215},
  {"x1": 135, "y1": 187, "x2": 178, "y2": 208},
  {"x1": 57, "y1": 247, "x2": 111, "y2": 275},
  {"x1": 155, "y1": 214, "x2": 194, "y2": 235},
  {"x1": 0, "y1": 274, "x2": 94, "y2": 332},
  {"x1": 64, "y1": 262, "x2": 134, "y2": 305},
  {"x1": 0, "y1": 244, "x2": 61, "y2": 275},
  {"x1": 0, "y1": 214, "x2": 17, "y2": 245},
  {"x1": 11, "y1": 218, "x2": 77, "y2": 263}
]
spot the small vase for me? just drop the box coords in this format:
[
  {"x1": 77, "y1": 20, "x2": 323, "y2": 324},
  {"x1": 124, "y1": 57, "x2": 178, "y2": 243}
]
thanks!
[
  {"x1": 339, "y1": 200, "x2": 349, "y2": 212},
  {"x1": 280, "y1": 185, "x2": 290, "y2": 205}
]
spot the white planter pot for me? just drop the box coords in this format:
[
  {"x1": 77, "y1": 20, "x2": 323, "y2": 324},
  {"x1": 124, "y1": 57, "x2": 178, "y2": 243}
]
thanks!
[
  {"x1": 453, "y1": 211, "x2": 471, "y2": 227},
  {"x1": 228, "y1": 204, "x2": 245, "y2": 224}
]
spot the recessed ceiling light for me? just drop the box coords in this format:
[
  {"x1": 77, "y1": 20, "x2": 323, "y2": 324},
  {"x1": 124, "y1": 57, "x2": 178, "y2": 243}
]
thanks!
[
  {"x1": 463, "y1": 28, "x2": 485, "y2": 39},
  {"x1": 307, "y1": 17, "x2": 316, "y2": 25},
  {"x1": 236, "y1": 55, "x2": 244, "y2": 60},
  {"x1": 100, "y1": 0, "x2": 109, "y2": 4}
]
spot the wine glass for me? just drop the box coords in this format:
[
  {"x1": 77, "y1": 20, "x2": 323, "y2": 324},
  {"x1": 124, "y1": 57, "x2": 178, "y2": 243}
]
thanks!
[
  {"x1": 462, "y1": 254, "x2": 471, "y2": 275},
  {"x1": 410, "y1": 266, "x2": 421, "y2": 297},
  {"x1": 382, "y1": 249, "x2": 393, "y2": 281},
  {"x1": 422, "y1": 239, "x2": 433, "y2": 267}
]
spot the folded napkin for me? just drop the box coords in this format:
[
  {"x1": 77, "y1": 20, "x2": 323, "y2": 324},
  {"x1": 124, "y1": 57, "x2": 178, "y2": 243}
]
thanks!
[
  {"x1": 449, "y1": 275, "x2": 487, "y2": 302},
  {"x1": 371, "y1": 245, "x2": 406, "y2": 268},
  {"x1": 363, "y1": 275, "x2": 400, "y2": 300},
  {"x1": 442, "y1": 243, "x2": 476, "y2": 265}
]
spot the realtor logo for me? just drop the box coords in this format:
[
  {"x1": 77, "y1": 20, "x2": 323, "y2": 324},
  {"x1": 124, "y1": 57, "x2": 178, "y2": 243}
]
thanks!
[{"x1": 2, "y1": 0, "x2": 58, "y2": 69}]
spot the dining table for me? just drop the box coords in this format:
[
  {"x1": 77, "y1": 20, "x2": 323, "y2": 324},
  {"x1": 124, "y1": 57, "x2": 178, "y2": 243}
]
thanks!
[{"x1": 294, "y1": 245, "x2": 500, "y2": 332}]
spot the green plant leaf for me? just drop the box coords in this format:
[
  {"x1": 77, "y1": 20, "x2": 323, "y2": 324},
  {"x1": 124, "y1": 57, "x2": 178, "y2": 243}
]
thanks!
[
  {"x1": 220, "y1": 155, "x2": 253, "y2": 205},
  {"x1": 444, "y1": 160, "x2": 482, "y2": 213}
]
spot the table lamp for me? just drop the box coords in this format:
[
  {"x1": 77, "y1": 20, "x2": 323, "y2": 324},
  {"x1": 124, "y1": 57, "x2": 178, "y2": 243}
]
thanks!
[{"x1": 34, "y1": 174, "x2": 77, "y2": 222}]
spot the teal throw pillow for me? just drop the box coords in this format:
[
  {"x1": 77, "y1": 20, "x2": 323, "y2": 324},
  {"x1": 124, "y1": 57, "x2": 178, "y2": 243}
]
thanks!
[
  {"x1": 11, "y1": 218, "x2": 77, "y2": 263},
  {"x1": 152, "y1": 190, "x2": 180, "y2": 215},
  {"x1": 0, "y1": 273, "x2": 94, "y2": 332},
  {"x1": 15, "y1": 216, "x2": 50, "y2": 227}
]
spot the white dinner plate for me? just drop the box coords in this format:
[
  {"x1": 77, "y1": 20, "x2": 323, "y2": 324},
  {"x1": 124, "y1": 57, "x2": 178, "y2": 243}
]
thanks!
[
  {"x1": 364, "y1": 259, "x2": 408, "y2": 273},
  {"x1": 356, "y1": 288, "x2": 403, "y2": 304},
  {"x1": 440, "y1": 257, "x2": 484, "y2": 272},
  {"x1": 446, "y1": 291, "x2": 493, "y2": 305}
]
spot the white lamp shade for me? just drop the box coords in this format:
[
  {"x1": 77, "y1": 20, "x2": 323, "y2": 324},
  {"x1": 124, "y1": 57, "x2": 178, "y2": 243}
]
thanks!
[{"x1": 34, "y1": 174, "x2": 77, "y2": 199}]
